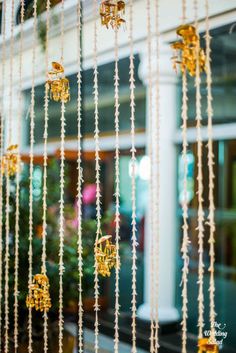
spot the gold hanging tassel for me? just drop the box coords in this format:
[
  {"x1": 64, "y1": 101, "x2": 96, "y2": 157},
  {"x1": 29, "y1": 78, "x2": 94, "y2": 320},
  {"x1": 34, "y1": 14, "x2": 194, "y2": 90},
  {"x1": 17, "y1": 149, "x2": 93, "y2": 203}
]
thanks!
[
  {"x1": 46, "y1": 62, "x2": 70, "y2": 103},
  {"x1": 95, "y1": 235, "x2": 117, "y2": 277},
  {"x1": 198, "y1": 338, "x2": 219, "y2": 353},
  {"x1": 1, "y1": 144, "x2": 21, "y2": 177},
  {"x1": 100, "y1": 0, "x2": 126, "y2": 29},
  {"x1": 171, "y1": 25, "x2": 206, "y2": 76},
  {"x1": 26, "y1": 272, "x2": 52, "y2": 312}
]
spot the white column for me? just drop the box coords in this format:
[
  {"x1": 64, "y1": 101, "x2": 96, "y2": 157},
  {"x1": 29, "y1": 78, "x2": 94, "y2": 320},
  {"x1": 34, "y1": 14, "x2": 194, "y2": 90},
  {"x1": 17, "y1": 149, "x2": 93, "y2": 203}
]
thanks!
[{"x1": 137, "y1": 41, "x2": 179, "y2": 323}]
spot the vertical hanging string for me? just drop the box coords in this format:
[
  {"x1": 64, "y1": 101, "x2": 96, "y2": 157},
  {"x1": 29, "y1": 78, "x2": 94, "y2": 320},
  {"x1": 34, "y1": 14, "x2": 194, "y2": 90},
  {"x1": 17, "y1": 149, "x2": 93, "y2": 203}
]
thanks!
[
  {"x1": 114, "y1": 24, "x2": 120, "y2": 353},
  {"x1": 129, "y1": 1, "x2": 137, "y2": 353},
  {"x1": 180, "y1": 0, "x2": 190, "y2": 351},
  {"x1": 146, "y1": 0, "x2": 155, "y2": 351},
  {"x1": 0, "y1": 1, "x2": 7, "y2": 351},
  {"x1": 153, "y1": 0, "x2": 160, "y2": 351},
  {"x1": 14, "y1": 0, "x2": 24, "y2": 352},
  {"x1": 8, "y1": 0, "x2": 15, "y2": 146},
  {"x1": 28, "y1": 1, "x2": 37, "y2": 352},
  {"x1": 194, "y1": 0, "x2": 205, "y2": 339},
  {"x1": 205, "y1": 0, "x2": 216, "y2": 340},
  {"x1": 93, "y1": 1, "x2": 101, "y2": 352},
  {"x1": 4, "y1": 165, "x2": 10, "y2": 353},
  {"x1": 42, "y1": 1, "x2": 50, "y2": 352},
  {"x1": 77, "y1": 1, "x2": 83, "y2": 352},
  {"x1": 59, "y1": 1, "x2": 65, "y2": 353},
  {"x1": 5, "y1": 1, "x2": 15, "y2": 352}
]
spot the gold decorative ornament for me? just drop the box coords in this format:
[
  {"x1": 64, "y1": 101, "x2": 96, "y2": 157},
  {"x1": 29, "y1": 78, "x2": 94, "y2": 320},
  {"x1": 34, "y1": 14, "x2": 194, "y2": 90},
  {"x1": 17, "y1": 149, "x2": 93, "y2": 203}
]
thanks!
[
  {"x1": 198, "y1": 338, "x2": 219, "y2": 353},
  {"x1": 95, "y1": 235, "x2": 117, "y2": 277},
  {"x1": 171, "y1": 24, "x2": 206, "y2": 76},
  {"x1": 26, "y1": 272, "x2": 52, "y2": 312},
  {"x1": 100, "y1": 1, "x2": 126, "y2": 29},
  {"x1": 1, "y1": 145, "x2": 21, "y2": 177},
  {"x1": 46, "y1": 62, "x2": 70, "y2": 103}
]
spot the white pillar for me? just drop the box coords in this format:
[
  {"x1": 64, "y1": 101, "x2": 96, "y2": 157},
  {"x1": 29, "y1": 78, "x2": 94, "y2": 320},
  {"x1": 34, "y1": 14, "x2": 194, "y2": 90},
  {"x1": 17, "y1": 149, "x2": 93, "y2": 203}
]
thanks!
[{"x1": 137, "y1": 41, "x2": 179, "y2": 323}]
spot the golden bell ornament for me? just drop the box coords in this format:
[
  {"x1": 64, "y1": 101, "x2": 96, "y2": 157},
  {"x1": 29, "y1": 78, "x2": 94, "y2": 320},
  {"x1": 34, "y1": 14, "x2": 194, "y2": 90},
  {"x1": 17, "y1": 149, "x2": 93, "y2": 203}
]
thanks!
[
  {"x1": 46, "y1": 62, "x2": 70, "y2": 103},
  {"x1": 1, "y1": 144, "x2": 21, "y2": 177},
  {"x1": 26, "y1": 272, "x2": 52, "y2": 312},
  {"x1": 100, "y1": 1, "x2": 126, "y2": 29},
  {"x1": 198, "y1": 338, "x2": 219, "y2": 353},
  {"x1": 95, "y1": 235, "x2": 118, "y2": 277},
  {"x1": 171, "y1": 24, "x2": 206, "y2": 76}
]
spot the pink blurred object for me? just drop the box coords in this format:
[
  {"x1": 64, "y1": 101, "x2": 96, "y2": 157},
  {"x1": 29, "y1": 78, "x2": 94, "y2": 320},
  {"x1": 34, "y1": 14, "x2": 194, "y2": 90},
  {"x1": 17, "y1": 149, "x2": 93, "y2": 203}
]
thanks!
[{"x1": 83, "y1": 184, "x2": 97, "y2": 205}]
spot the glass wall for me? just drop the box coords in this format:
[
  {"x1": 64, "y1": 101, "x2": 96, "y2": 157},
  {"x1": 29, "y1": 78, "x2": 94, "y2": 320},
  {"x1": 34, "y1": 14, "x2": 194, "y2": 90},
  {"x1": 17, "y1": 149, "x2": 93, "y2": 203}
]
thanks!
[{"x1": 176, "y1": 23, "x2": 236, "y2": 349}]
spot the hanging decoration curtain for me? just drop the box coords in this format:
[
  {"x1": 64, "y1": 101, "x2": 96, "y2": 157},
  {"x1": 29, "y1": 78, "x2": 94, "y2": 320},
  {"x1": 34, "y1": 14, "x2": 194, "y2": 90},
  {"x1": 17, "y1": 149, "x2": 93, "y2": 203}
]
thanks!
[
  {"x1": 193, "y1": 0, "x2": 205, "y2": 340},
  {"x1": 113, "y1": 12, "x2": 121, "y2": 353},
  {"x1": 0, "y1": 0, "x2": 6, "y2": 351},
  {"x1": 153, "y1": 0, "x2": 160, "y2": 351},
  {"x1": 77, "y1": 1, "x2": 83, "y2": 353},
  {"x1": 205, "y1": 0, "x2": 216, "y2": 342},
  {"x1": 28, "y1": 1, "x2": 37, "y2": 352},
  {"x1": 128, "y1": 1, "x2": 138, "y2": 352},
  {"x1": 5, "y1": 1, "x2": 16, "y2": 352},
  {"x1": 58, "y1": 1, "x2": 66, "y2": 352},
  {"x1": 0, "y1": 0, "x2": 220, "y2": 352},
  {"x1": 41, "y1": 1, "x2": 51, "y2": 351},
  {"x1": 179, "y1": 1, "x2": 190, "y2": 352},
  {"x1": 14, "y1": 0, "x2": 24, "y2": 351}
]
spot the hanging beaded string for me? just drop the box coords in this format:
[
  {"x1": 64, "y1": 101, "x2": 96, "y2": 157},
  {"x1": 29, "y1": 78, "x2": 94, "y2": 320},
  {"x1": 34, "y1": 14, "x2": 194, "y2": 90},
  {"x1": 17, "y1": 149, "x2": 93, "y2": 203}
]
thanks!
[
  {"x1": 4, "y1": 163, "x2": 10, "y2": 353},
  {"x1": 58, "y1": 1, "x2": 65, "y2": 352},
  {"x1": 146, "y1": 0, "x2": 155, "y2": 351},
  {"x1": 77, "y1": 1, "x2": 83, "y2": 352},
  {"x1": 0, "y1": 1, "x2": 7, "y2": 351},
  {"x1": 153, "y1": 0, "x2": 160, "y2": 351},
  {"x1": 41, "y1": 1, "x2": 51, "y2": 352},
  {"x1": 205, "y1": 0, "x2": 216, "y2": 341},
  {"x1": 8, "y1": 0, "x2": 15, "y2": 145},
  {"x1": 194, "y1": 0, "x2": 205, "y2": 338},
  {"x1": 180, "y1": 1, "x2": 190, "y2": 352},
  {"x1": 4, "y1": 1, "x2": 15, "y2": 352},
  {"x1": 14, "y1": 1, "x2": 24, "y2": 352},
  {"x1": 128, "y1": 1, "x2": 137, "y2": 353},
  {"x1": 28, "y1": 1, "x2": 37, "y2": 352},
  {"x1": 93, "y1": 1, "x2": 101, "y2": 352},
  {"x1": 114, "y1": 20, "x2": 121, "y2": 353}
]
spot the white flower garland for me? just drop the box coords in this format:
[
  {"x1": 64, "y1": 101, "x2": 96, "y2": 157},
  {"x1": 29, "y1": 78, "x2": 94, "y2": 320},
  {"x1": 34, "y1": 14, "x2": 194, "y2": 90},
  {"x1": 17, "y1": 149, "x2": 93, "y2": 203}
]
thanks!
[
  {"x1": 28, "y1": 1, "x2": 37, "y2": 352},
  {"x1": 129, "y1": 1, "x2": 137, "y2": 352},
  {"x1": 205, "y1": 0, "x2": 216, "y2": 340},
  {"x1": 114, "y1": 25, "x2": 121, "y2": 353},
  {"x1": 77, "y1": 1, "x2": 83, "y2": 352},
  {"x1": 14, "y1": 0, "x2": 24, "y2": 351},
  {"x1": 194, "y1": 0, "x2": 205, "y2": 338},
  {"x1": 0, "y1": 1, "x2": 7, "y2": 351},
  {"x1": 93, "y1": 2, "x2": 101, "y2": 352}
]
